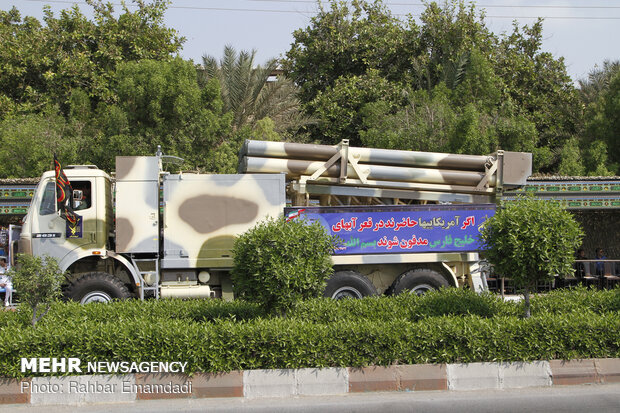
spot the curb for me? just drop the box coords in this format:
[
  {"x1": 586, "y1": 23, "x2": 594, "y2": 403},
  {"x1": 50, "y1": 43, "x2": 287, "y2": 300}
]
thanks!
[{"x1": 1, "y1": 358, "x2": 619, "y2": 405}]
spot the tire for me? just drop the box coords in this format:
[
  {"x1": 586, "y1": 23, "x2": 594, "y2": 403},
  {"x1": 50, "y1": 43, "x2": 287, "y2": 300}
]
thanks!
[
  {"x1": 323, "y1": 271, "x2": 377, "y2": 299},
  {"x1": 391, "y1": 268, "x2": 450, "y2": 296},
  {"x1": 66, "y1": 272, "x2": 132, "y2": 304}
]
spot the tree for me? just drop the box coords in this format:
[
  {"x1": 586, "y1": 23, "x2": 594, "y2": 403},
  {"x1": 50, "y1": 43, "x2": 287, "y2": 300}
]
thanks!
[
  {"x1": 359, "y1": 84, "x2": 456, "y2": 152},
  {"x1": 585, "y1": 71, "x2": 620, "y2": 174},
  {"x1": 0, "y1": 0, "x2": 184, "y2": 119},
  {"x1": 92, "y1": 58, "x2": 231, "y2": 171},
  {"x1": 0, "y1": 1, "x2": 192, "y2": 178},
  {"x1": 495, "y1": 19, "x2": 580, "y2": 163},
  {"x1": 231, "y1": 217, "x2": 338, "y2": 315},
  {"x1": 557, "y1": 138, "x2": 585, "y2": 176},
  {"x1": 285, "y1": 0, "x2": 579, "y2": 172},
  {"x1": 310, "y1": 69, "x2": 407, "y2": 145},
  {"x1": 8, "y1": 254, "x2": 65, "y2": 326},
  {"x1": 201, "y1": 45, "x2": 307, "y2": 137},
  {"x1": 578, "y1": 60, "x2": 620, "y2": 106},
  {"x1": 285, "y1": 0, "x2": 410, "y2": 106},
  {"x1": 0, "y1": 112, "x2": 82, "y2": 178},
  {"x1": 574, "y1": 61, "x2": 620, "y2": 176},
  {"x1": 480, "y1": 197, "x2": 583, "y2": 318},
  {"x1": 0, "y1": 58, "x2": 232, "y2": 177}
]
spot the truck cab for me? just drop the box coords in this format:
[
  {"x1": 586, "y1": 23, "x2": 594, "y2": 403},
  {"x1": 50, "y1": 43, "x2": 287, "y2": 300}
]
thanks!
[
  {"x1": 18, "y1": 166, "x2": 144, "y2": 302},
  {"x1": 19, "y1": 167, "x2": 112, "y2": 270}
]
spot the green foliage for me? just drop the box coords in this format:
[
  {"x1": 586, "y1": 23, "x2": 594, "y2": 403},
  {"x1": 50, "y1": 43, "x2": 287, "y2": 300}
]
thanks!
[
  {"x1": 201, "y1": 45, "x2": 309, "y2": 138},
  {"x1": 480, "y1": 197, "x2": 583, "y2": 317},
  {"x1": 528, "y1": 286, "x2": 620, "y2": 315},
  {"x1": 575, "y1": 60, "x2": 620, "y2": 175},
  {"x1": 8, "y1": 254, "x2": 65, "y2": 327},
  {"x1": 0, "y1": 58, "x2": 232, "y2": 177},
  {"x1": 0, "y1": 1, "x2": 215, "y2": 178},
  {"x1": 285, "y1": 0, "x2": 579, "y2": 172},
  {"x1": 0, "y1": 288, "x2": 619, "y2": 378},
  {"x1": 90, "y1": 58, "x2": 231, "y2": 172},
  {"x1": 360, "y1": 84, "x2": 455, "y2": 152},
  {"x1": 285, "y1": 0, "x2": 409, "y2": 106},
  {"x1": 310, "y1": 69, "x2": 406, "y2": 145},
  {"x1": 0, "y1": 112, "x2": 79, "y2": 178},
  {"x1": 0, "y1": 1, "x2": 183, "y2": 117},
  {"x1": 231, "y1": 217, "x2": 338, "y2": 315},
  {"x1": 291, "y1": 288, "x2": 516, "y2": 323},
  {"x1": 583, "y1": 140, "x2": 615, "y2": 177},
  {"x1": 558, "y1": 138, "x2": 586, "y2": 176},
  {"x1": 448, "y1": 103, "x2": 497, "y2": 154},
  {"x1": 593, "y1": 71, "x2": 620, "y2": 173}
]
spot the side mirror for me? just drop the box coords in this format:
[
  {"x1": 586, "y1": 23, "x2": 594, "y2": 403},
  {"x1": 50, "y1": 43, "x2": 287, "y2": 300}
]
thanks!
[{"x1": 73, "y1": 189, "x2": 84, "y2": 203}]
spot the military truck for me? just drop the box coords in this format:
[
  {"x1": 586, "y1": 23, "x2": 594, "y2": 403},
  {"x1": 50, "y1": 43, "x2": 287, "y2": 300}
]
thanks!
[{"x1": 13, "y1": 140, "x2": 531, "y2": 303}]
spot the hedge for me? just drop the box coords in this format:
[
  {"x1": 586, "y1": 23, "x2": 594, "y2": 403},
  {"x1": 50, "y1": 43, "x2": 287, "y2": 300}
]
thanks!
[{"x1": 0, "y1": 287, "x2": 618, "y2": 378}]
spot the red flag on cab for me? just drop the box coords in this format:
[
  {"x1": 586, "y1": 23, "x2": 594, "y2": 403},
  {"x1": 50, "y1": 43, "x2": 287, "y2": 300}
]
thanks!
[{"x1": 53, "y1": 155, "x2": 79, "y2": 224}]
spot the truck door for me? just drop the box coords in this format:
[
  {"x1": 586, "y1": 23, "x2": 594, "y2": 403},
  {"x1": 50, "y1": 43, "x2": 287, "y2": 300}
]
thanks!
[{"x1": 30, "y1": 178, "x2": 97, "y2": 261}]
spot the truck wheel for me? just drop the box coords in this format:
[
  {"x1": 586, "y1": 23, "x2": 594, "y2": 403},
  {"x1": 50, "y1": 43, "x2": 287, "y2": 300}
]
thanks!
[
  {"x1": 66, "y1": 272, "x2": 132, "y2": 304},
  {"x1": 323, "y1": 271, "x2": 377, "y2": 299},
  {"x1": 391, "y1": 269, "x2": 450, "y2": 296}
]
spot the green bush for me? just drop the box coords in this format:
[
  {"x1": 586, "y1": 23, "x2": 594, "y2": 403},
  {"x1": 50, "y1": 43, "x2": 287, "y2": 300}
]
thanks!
[
  {"x1": 480, "y1": 197, "x2": 583, "y2": 317},
  {"x1": 529, "y1": 286, "x2": 620, "y2": 315},
  {"x1": 410, "y1": 288, "x2": 516, "y2": 319},
  {"x1": 231, "y1": 216, "x2": 338, "y2": 315},
  {"x1": 1, "y1": 289, "x2": 618, "y2": 378},
  {"x1": 291, "y1": 289, "x2": 517, "y2": 323},
  {"x1": 1, "y1": 309, "x2": 618, "y2": 378},
  {"x1": 0, "y1": 298, "x2": 264, "y2": 330},
  {"x1": 9, "y1": 254, "x2": 65, "y2": 326}
]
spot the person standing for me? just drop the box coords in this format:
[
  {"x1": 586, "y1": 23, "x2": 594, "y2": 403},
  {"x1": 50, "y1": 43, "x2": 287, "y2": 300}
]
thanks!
[
  {"x1": 595, "y1": 248, "x2": 607, "y2": 289},
  {"x1": 595, "y1": 248, "x2": 606, "y2": 275}
]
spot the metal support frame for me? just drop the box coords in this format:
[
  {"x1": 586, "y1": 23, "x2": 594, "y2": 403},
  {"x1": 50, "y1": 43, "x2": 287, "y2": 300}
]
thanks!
[
  {"x1": 307, "y1": 139, "x2": 369, "y2": 185},
  {"x1": 290, "y1": 181, "x2": 494, "y2": 205},
  {"x1": 289, "y1": 140, "x2": 500, "y2": 205},
  {"x1": 131, "y1": 256, "x2": 160, "y2": 300},
  {"x1": 476, "y1": 153, "x2": 500, "y2": 191}
]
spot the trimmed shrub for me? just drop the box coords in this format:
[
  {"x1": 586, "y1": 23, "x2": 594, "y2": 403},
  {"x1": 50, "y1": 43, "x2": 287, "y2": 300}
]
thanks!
[
  {"x1": 529, "y1": 286, "x2": 620, "y2": 315},
  {"x1": 1, "y1": 311, "x2": 618, "y2": 378},
  {"x1": 290, "y1": 289, "x2": 517, "y2": 323},
  {"x1": 480, "y1": 197, "x2": 583, "y2": 317},
  {"x1": 231, "y1": 216, "x2": 338, "y2": 315},
  {"x1": 1, "y1": 289, "x2": 618, "y2": 378},
  {"x1": 410, "y1": 288, "x2": 516, "y2": 319}
]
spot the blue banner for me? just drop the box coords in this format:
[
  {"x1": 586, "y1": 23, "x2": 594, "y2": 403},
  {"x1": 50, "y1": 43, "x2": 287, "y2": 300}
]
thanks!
[{"x1": 285, "y1": 204, "x2": 495, "y2": 255}]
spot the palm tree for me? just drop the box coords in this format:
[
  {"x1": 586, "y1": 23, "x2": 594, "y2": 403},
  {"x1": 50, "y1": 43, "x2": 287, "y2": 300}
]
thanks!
[
  {"x1": 201, "y1": 45, "x2": 309, "y2": 135},
  {"x1": 578, "y1": 60, "x2": 620, "y2": 105}
]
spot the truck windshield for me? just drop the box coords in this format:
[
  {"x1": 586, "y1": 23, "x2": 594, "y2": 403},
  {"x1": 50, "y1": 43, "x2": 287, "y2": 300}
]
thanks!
[{"x1": 39, "y1": 181, "x2": 56, "y2": 215}]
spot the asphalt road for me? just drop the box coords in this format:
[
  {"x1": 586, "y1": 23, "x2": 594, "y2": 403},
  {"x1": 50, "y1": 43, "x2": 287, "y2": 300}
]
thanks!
[{"x1": 5, "y1": 383, "x2": 620, "y2": 413}]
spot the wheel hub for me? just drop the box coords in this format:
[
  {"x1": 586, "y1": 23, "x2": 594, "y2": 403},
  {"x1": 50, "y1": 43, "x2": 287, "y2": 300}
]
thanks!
[
  {"x1": 81, "y1": 291, "x2": 113, "y2": 304},
  {"x1": 410, "y1": 283, "x2": 434, "y2": 296},
  {"x1": 332, "y1": 286, "x2": 363, "y2": 299}
]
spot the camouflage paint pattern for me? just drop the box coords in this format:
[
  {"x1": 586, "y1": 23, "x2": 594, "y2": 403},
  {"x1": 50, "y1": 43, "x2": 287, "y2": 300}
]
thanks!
[
  {"x1": 160, "y1": 173, "x2": 285, "y2": 269},
  {"x1": 241, "y1": 157, "x2": 498, "y2": 187},
  {"x1": 240, "y1": 140, "x2": 491, "y2": 171},
  {"x1": 239, "y1": 139, "x2": 532, "y2": 188},
  {"x1": 115, "y1": 156, "x2": 160, "y2": 253}
]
